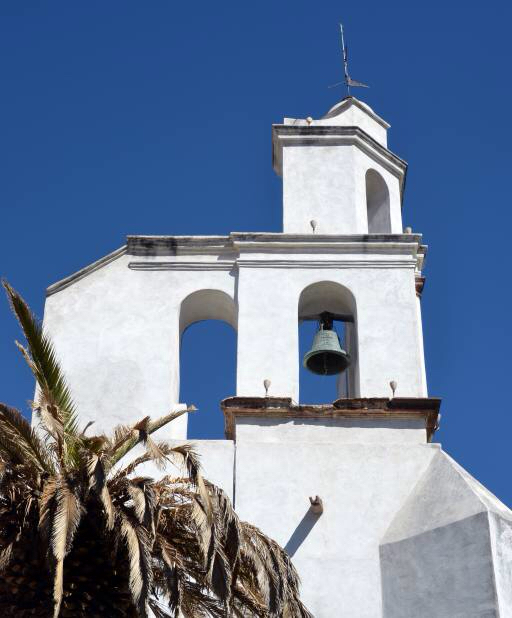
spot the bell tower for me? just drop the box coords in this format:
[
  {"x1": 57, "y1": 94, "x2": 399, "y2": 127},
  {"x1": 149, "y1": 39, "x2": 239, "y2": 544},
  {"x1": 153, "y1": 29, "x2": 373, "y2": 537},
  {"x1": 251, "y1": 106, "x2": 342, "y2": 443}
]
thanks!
[
  {"x1": 229, "y1": 95, "x2": 426, "y2": 402},
  {"x1": 256, "y1": 95, "x2": 422, "y2": 401},
  {"x1": 40, "y1": 75, "x2": 512, "y2": 618}
]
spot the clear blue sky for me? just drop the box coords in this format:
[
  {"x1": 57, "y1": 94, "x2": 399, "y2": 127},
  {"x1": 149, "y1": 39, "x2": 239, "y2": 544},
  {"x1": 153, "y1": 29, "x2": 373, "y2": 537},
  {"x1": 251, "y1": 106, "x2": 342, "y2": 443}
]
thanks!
[{"x1": 1, "y1": 2, "x2": 512, "y2": 503}]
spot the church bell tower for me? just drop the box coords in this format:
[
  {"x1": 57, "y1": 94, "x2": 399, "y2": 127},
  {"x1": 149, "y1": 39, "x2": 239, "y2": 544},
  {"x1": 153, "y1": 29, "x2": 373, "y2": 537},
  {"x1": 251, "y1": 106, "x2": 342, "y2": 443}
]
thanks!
[{"x1": 40, "y1": 85, "x2": 512, "y2": 617}]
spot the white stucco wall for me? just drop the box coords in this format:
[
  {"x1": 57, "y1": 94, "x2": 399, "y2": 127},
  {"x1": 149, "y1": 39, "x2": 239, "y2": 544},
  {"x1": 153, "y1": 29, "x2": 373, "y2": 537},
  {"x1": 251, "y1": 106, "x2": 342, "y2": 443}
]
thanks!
[
  {"x1": 42, "y1": 233, "x2": 426, "y2": 433},
  {"x1": 380, "y1": 451, "x2": 512, "y2": 618},
  {"x1": 131, "y1": 415, "x2": 512, "y2": 618},
  {"x1": 235, "y1": 250, "x2": 424, "y2": 401},
  {"x1": 42, "y1": 250, "x2": 237, "y2": 437},
  {"x1": 279, "y1": 141, "x2": 403, "y2": 236},
  {"x1": 234, "y1": 426, "x2": 438, "y2": 617},
  {"x1": 490, "y1": 512, "x2": 512, "y2": 616}
]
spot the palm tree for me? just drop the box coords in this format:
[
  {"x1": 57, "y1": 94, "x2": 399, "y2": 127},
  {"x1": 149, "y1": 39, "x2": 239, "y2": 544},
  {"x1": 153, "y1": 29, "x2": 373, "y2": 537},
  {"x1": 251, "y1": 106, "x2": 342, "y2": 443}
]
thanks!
[{"x1": 0, "y1": 282, "x2": 312, "y2": 618}]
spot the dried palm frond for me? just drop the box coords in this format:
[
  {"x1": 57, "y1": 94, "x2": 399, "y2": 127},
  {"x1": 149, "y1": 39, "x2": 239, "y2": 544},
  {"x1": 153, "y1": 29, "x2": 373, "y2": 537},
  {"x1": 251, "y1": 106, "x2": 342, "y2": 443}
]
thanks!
[
  {"x1": 50, "y1": 478, "x2": 83, "y2": 618},
  {"x1": 0, "y1": 282, "x2": 311, "y2": 617},
  {"x1": 0, "y1": 402, "x2": 54, "y2": 474}
]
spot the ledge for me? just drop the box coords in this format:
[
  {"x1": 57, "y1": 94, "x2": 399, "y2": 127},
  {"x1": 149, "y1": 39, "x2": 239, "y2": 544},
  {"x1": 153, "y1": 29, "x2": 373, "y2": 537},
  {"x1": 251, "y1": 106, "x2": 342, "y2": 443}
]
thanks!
[
  {"x1": 272, "y1": 125, "x2": 407, "y2": 177},
  {"x1": 221, "y1": 396, "x2": 441, "y2": 442},
  {"x1": 46, "y1": 233, "x2": 427, "y2": 293},
  {"x1": 127, "y1": 235, "x2": 232, "y2": 256}
]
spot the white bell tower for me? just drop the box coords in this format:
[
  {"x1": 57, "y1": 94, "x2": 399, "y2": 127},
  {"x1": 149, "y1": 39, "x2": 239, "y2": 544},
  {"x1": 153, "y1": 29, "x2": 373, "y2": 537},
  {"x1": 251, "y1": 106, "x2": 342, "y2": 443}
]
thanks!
[{"x1": 39, "y1": 89, "x2": 512, "y2": 618}]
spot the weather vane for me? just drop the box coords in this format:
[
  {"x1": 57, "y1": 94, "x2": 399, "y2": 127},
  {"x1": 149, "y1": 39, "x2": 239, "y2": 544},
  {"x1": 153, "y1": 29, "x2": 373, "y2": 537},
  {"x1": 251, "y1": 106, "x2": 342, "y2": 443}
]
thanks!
[{"x1": 329, "y1": 23, "x2": 369, "y2": 96}]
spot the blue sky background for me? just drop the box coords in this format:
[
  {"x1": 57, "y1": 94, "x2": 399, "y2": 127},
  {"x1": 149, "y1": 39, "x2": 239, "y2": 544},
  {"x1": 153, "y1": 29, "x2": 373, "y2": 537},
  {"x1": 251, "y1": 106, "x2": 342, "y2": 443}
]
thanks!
[{"x1": 1, "y1": 2, "x2": 512, "y2": 503}]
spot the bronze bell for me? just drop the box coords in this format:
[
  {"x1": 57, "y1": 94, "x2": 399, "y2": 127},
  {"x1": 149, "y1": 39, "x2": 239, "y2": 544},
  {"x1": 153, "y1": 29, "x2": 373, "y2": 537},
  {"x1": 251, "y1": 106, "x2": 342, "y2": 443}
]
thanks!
[{"x1": 303, "y1": 317, "x2": 351, "y2": 376}]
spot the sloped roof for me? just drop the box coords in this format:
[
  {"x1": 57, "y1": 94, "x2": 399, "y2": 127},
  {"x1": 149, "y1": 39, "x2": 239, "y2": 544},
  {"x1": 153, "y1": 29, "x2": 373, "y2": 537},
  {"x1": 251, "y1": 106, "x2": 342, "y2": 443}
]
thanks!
[
  {"x1": 382, "y1": 450, "x2": 512, "y2": 545},
  {"x1": 321, "y1": 96, "x2": 390, "y2": 129}
]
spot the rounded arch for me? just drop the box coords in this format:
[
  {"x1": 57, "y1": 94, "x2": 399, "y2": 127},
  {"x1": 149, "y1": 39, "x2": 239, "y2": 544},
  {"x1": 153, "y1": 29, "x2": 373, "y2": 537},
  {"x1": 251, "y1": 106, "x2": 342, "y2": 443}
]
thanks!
[
  {"x1": 179, "y1": 289, "x2": 237, "y2": 336},
  {"x1": 298, "y1": 280, "x2": 356, "y2": 319},
  {"x1": 366, "y1": 169, "x2": 391, "y2": 233},
  {"x1": 179, "y1": 289, "x2": 237, "y2": 440},
  {"x1": 298, "y1": 281, "x2": 359, "y2": 401}
]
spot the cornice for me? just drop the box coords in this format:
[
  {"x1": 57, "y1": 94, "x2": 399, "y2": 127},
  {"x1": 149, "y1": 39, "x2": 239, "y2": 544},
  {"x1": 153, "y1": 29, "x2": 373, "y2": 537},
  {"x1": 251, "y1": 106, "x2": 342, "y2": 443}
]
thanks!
[
  {"x1": 230, "y1": 232, "x2": 423, "y2": 250},
  {"x1": 236, "y1": 259, "x2": 417, "y2": 269},
  {"x1": 272, "y1": 125, "x2": 407, "y2": 179},
  {"x1": 127, "y1": 235, "x2": 232, "y2": 257},
  {"x1": 46, "y1": 234, "x2": 426, "y2": 295},
  {"x1": 221, "y1": 396, "x2": 441, "y2": 442},
  {"x1": 128, "y1": 261, "x2": 234, "y2": 272}
]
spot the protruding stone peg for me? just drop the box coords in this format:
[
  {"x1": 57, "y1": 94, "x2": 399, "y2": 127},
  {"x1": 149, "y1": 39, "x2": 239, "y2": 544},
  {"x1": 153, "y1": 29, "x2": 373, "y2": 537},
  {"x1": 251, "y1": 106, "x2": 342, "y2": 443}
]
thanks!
[
  {"x1": 389, "y1": 380, "x2": 397, "y2": 398},
  {"x1": 263, "y1": 379, "x2": 271, "y2": 396},
  {"x1": 309, "y1": 495, "x2": 323, "y2": 514}
]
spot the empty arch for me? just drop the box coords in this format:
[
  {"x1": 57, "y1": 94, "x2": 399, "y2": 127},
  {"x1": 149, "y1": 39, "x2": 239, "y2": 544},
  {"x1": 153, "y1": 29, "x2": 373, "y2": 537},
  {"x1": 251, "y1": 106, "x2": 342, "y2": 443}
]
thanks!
[
  {"x1": 179, "y1": 289, "x2": 237, "y2": 335},
  {"x1": 298, "y1": 281, "x2": 359, "y2": 402},
  {"x1": 366, "y1": 169, "x2": 391, "y2": 233},
  {"x1": 179, "y1": 289, "x2": 237, "y2": 439}
]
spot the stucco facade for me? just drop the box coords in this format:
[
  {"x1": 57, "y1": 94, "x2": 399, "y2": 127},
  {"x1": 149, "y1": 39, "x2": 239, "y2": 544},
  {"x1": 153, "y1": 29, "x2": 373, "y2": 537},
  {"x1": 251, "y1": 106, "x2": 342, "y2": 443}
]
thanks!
[{"x1": 40, "y1": 96, "x2": 512, "y2": 616}]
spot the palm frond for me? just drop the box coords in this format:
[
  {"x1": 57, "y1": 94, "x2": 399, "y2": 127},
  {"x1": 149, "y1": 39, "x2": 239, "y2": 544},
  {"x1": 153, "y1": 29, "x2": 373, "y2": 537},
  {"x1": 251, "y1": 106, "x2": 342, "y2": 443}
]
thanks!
[
  {"x1": 128, "y1": 483, "x2": 148, "y2": 524},
  {"x1": 240, "y1": 522, "x2": 313, "y2": 618},
  {"x1": 118, "y1": 511, "x2": 153, "y2": 617},
  {"x1": 179, "y1": 580, "x2": 227, "y2": 618},
  {"x1": 0, "y1": 403, "x2": 54, "y2": 474},
  {"x1": 109, "y1": 407, "x2": 196, "y2": 466},
  {"x1": 0, "y1": 543, "x2": 14, "y2": 574},
  {"x1": 3, "y1": 281, "x2": 81, "y2": 466},
  {"x1": 50, "y1": 477, "x2": 83, "y2": 618},
  {"x1": 87, "y1": 454, "x2": 114, "y2": 529}
]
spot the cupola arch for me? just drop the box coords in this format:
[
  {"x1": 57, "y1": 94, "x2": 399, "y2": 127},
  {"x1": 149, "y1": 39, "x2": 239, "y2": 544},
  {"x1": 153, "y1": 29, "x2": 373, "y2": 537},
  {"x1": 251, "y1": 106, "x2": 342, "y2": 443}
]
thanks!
[{"x1": 365, "y1": 169, "x2": 391, "y2": 233}]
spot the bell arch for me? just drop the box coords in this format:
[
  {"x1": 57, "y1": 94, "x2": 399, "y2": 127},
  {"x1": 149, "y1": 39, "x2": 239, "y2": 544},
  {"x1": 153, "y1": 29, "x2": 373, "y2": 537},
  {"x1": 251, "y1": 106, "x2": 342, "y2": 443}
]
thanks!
[
  {"x1": 298, "y1": 281, "x2": 359, "y2": 402},
  {"x1": 366, "y1": 169, "x2": 391, "y2": 233},
  {"x1": 179, "y1": 289, "x2": 237, "y2": 439}
]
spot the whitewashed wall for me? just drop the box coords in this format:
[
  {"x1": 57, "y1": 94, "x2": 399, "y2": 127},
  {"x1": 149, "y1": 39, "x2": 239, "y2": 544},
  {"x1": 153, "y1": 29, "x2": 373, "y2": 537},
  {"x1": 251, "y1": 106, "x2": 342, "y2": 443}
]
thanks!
[{"x1": 43, "y1": 232, "x2": 426, "y2": 437}]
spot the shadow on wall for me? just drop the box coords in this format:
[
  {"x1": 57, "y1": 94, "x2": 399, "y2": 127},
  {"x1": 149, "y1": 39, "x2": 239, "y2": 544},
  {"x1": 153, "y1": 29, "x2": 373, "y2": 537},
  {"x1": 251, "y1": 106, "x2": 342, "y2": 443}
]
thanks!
[{"x1": 284, "y1": 508, "x2": 322, "y2": 557}]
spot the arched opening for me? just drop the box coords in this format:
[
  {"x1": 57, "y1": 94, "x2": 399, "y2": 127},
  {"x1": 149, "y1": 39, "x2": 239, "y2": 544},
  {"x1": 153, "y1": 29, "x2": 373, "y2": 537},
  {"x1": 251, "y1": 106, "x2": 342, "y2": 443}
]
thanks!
[
  {"x1": 179, "y1": 290, "x2": 237, "y2": 440},
  {"x1": 298, "y1": 281, "x2": 358, "y2": 403},
  {"x1": 366, "y1": 169, "x2": 391, "y2": 233}
]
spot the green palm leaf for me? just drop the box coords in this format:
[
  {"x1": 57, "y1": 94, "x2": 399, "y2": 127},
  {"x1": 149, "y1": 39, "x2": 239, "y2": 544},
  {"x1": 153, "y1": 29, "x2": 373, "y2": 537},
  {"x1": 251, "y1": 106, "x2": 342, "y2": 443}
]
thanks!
[{"x1": 3, "y1": 281, "x2": 81, "y2": 466}]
